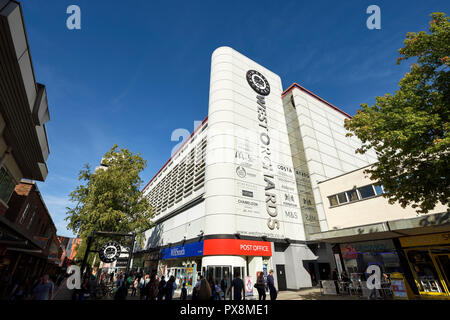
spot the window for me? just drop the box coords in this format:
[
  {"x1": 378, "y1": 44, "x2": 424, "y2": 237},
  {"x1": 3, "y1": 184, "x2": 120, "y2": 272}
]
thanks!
[
  {"x1": 19, "y1": 203, "x2": 31, "y2": 224},
  {"x1": 358, "y1": 185, "x2": 376, "y2": 199},
  {"x1": 373, "y1": 185, "x2": 384, "y2": 195},
  {"x1": 337, "y1": 192, "x2": 348, "y2": 204},
  {"x1": 346, "y1": 189, "x2": 359, "y2": 202},
  {"x1": 0, "y1": 166, "x2": 16, "y2": 204},
  {"x1": 328, "y1": 195, "x2": 338, "y2": 206},
  {"x1": 27, "y1": 209, "x2": 36, "y2": 229}
]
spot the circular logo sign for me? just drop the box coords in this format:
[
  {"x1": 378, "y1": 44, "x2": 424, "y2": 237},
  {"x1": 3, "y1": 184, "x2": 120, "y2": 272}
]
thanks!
[
  {"x1": 246, "y1": 70, "x2": 270, "y2": 96},
  {"x1": 99, "y1": 241, "x2": 121, "y2": 263},
  {"x1": 236, "y1": 166, "x2": 247, "y2": 178}
]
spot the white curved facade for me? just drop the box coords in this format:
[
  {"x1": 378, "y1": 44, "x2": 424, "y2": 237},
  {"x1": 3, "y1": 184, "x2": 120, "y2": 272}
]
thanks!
[
  {"x1": 205, "y1": 47, "x2": 305, "y2": 241},
  {"x1": 137, "y1": 47, "x2": 379, "y2": 293}
]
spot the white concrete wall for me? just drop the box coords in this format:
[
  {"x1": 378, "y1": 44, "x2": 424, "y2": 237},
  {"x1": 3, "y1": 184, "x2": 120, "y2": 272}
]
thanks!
[
  {"x1": 318, "y1": 167, "x2": 449, "y2": 229},
  {"x1": 144, "y1": 201, "x2": 205, "y2": 249},
  {"x1": 205, "y1": 46, "x2": 305, "y2": 241},
  {"x1": 291, "y1": 88, "x2": 378, "y2": 232}
]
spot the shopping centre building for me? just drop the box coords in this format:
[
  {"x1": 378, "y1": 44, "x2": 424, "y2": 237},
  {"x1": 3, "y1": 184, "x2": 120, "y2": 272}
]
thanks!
[
  {"x1": 311, "y1": 167, "x2": 449, "y2": 299},
  {"x1": 132, "y1": 46, "x2": 382, "y2": 294}
]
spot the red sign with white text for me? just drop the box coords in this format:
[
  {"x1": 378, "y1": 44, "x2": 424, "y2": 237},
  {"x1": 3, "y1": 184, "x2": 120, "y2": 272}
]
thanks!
[{"x1": 203, "y1": 239, "x2": 272, "y2": 256}]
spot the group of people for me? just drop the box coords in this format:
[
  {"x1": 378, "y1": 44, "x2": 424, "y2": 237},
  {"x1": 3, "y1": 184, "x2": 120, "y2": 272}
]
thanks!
[
  {"x1": 2, "y1": 273, "x2": 58, "y2": 300},
  {"x1": 189, "y1": 269, "x2": 278, "y2": 301},
  {"x1": 102, "y1": 268, "x2": 279, "y2": 301}
]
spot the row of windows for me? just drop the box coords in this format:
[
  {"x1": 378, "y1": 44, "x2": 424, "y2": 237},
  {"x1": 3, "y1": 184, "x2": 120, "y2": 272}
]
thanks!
[
  {"x1": 146, "y1": 136, "x2": 207, "y2": 216},
  {"x1": 0, "y1": 166, "x2": 17, "y2": 204},
  {"x1": 328, "y1": 184, "x2": 385, "y2": 207}
]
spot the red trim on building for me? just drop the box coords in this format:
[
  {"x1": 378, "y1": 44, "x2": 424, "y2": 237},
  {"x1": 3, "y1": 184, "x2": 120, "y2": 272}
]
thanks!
[
  {"x1": 141, "y1": 116, "x2": 208, "y2": 192},
  {"x1": 203, "y1": 239, "x2": 272, "y2": 257},
  {"x1": 282, "y1": 83, "x2": 352, "y2": 119}
]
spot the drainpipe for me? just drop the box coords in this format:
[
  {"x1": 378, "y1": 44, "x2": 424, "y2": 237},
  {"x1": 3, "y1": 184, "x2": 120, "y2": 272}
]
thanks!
[{"x1": 0, "y1": 146, "x2": 12, "y2": 168}]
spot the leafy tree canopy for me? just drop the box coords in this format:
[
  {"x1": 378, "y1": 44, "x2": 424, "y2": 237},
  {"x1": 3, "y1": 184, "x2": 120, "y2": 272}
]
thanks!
[
  {"x1": 344, "y1": 12, "x2": 449, "y2": 213},
  {"x1": 66, "y1": 144, "x2": 153, "y2": 260}
]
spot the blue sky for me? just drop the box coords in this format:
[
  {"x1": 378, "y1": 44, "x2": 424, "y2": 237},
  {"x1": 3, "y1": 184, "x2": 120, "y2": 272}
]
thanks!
[{"x1": 19, "y1": 0, "x2": 449, "y2": 237}]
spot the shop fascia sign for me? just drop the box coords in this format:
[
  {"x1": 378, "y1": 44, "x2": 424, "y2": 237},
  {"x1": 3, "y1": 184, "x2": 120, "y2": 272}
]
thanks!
[
  {"x1": 245, "y1": 70, "x2": 280, "y2": 231},
  {"x1": 203, "y1": 239, "x2": 272, "y2": 256},
  {"x1": 161, "y1": 241, "x2": 204, "y2": 260}
]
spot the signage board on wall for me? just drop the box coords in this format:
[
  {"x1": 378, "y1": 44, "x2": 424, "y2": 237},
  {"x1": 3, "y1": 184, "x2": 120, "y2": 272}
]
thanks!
[
  {"x1": 161, "y1": 241, "x2": 204, "y2": 260},
  {"x1": 245, "y1": 276, "x2": 254, "y2": 296},
  {"x1": 205, "y1": 47, "x2": 305, "y2": 242},
  {"x1": 203, "y1": 239, "x2": 272, "y2": 256}
]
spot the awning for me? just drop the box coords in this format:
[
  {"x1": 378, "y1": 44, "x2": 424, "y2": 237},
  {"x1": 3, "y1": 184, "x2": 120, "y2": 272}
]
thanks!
[
  {"x1": 0, "y1": 215, "x2": 44, "y2": 252},
  {"x1": 309, "y1": 211, "x2": 450, "y2": 243}
]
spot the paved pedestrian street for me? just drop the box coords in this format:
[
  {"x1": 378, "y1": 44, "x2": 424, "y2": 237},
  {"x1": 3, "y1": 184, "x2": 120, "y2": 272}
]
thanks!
[{"x1": 53, "y1": 281, "x2": 363, "y2": 301}]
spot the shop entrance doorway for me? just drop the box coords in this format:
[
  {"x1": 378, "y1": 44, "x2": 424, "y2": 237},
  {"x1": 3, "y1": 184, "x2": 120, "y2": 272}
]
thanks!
[
  {"x1": 276, "y1": 265, "x2": 287, "y2": 291},
  {"x1": 167, "y1": 267, "x2": 186, "y2": 289},
  {"x1": 434, "y1": 254, "x2": 450, "y2": 294},
  {"x1": 318, "y1": 263, "x2": 331, "y2": 280},
  {"x1": 205, "y1": 265, "x2": 232, "y2": 299}
]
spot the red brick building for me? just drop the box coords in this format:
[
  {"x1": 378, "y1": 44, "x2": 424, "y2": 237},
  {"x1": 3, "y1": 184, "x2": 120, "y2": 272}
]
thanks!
[{"x1": 0, "y1": 181, "x2": 61, "y2": 297}]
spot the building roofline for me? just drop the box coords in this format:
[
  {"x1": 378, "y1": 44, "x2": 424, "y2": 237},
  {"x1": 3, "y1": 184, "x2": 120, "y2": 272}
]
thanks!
[
  {"x1": 317, "y1": 163, "x2": 377, "y2": 184},
  {"x1": 142, "y1": 83, "x2": 354, "y2": 193},
  {"x1": 282, "y1": 83, "x2": 352, "y2": 119},
  {"x1": 141, "y1": 116, "x2": 208, "y2": 192}
]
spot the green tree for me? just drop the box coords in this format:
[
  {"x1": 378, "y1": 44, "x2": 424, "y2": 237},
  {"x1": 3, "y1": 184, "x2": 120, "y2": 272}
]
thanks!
[
  {"x1": 66, "y1": 144, "x2": 153, "y2": 262},
  {"x1": 344, "y1": 12, "x2": 449, "y2": 214}
]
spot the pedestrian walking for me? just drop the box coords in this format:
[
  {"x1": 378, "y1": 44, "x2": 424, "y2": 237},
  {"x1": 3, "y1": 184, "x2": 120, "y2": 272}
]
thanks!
[
  {"x1": 139, "y1": 275, "x2": 146, "y2": 300},
  {"x1": 180, "y1": 282, "x2": 187, "y2": 300},
  {"x1": 197, "y1": 277, "x2": 212, "y2": 300},
  {"x1": 213, "y1": 280, "x2": 222, "y2": 300},
  {"x1": 10, "y1": 284, "x2": 26, "y2": 300},
  {"x1": 164, "y1": 276, "x2": 176, "y2": 300},
  {"x1": 147, "y1": 274, "x2": 159, "y2": 300},
  {"x1": 227, "y1": 271, "x2": 245, "y2": 301},
  {"x1": 132, "y1": 277, "x2": 139, "y2": 296},
  {"x1": 79, "y1": 277, "x2": 90, "y2": 300},
  {"x1": 192, "y1": 277, "x2": 201, "y2": 300},
  {"x1": 255, "y1": 272, "x2": 266, "y2": 300},
  {"x1": 32, "y1": 275, "x2": 54, "y2": 300},
  {"x1": 267, "y1": 270, "x2": 277, "y2": 300},
  {"x1": 220, "y1": 276, "x2": 228, "y2": 300},
  {"x1": 157, "y1": 276, "x2": 166, "y2": 300},
  {"x1": 114, "y1": 278, "x2": 128, "y2": 300}
]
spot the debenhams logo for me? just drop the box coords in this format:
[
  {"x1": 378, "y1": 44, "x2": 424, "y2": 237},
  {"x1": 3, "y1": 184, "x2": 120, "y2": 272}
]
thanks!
[
  {"x1": 246, "y1": 70, "x2": 279, "y2": 231},
  {"x1": 246, "y1": 70, "x2": 270, "y2": 96}
]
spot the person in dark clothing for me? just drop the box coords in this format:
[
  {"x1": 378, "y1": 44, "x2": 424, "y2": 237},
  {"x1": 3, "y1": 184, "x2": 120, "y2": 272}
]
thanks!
[
  {"x1": 116, "y1": 281, "x2": 128, "y2": 300},
  {"x1": 255, "y1": 272, "x2": 266, "y2": 300},
  {"x1": 227, "y1": 271, "x2": 245, "y2": 301},
  {"x1": 220, "y1": 276, "x2": 228, "y2": 300},
  {"x1": 164, "y1": 276, "x2": 175, "y2": 300},
  {"x1": 157, "y1": 276, "x2": 166, "y2": 301},
  {"x1": 267, "y1": 270, "x2": 277, "y2": 300},
  {"x1": 331, "y1": 268, "x2": 340, "y2": 294},
  {"x1": 180, "y1": 282, "x2": 187, "y2": 300}
]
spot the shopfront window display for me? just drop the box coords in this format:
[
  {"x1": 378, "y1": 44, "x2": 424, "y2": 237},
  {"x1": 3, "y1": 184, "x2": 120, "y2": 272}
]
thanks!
[
  {"x1": 405, "y1": 249, "x2": 448, "y2": 295},
  {"x1": 340, "y1": 240, "x2": 403, "y2": 281}
]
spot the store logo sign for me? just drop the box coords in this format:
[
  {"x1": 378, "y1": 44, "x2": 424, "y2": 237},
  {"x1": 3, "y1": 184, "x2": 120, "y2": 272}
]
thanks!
[
  {"x1": 161, "y1": 241, "x2": 204, "y2": 260},
  {"x1": 246, "y1": 70, "x2": 270, "y2": 96},
  {"x1": 246, "y1": 70, "x2": 279, "y2": 231},
  {"x1": 236, "y1": 166, "x2": 247, "y2": 178},
  {"x1": 171, "y1": 247, "x2": 186, "y2": 256},
  {"x1": 203, "y1": 239, "x2": 272, "y2": 256},
  {"x1": 242, "y1": 190, "x2": 253, "y2": 198},
  {"x1": 99, "y1": 241, "x2": 121, "y2": 263}
]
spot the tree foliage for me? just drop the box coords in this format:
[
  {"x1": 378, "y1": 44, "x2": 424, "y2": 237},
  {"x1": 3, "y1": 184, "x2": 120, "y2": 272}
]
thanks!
[
  {"x1": 344, "y1": 12, "x2": 449, "y2": 213},
  {"x1": 66, "y1": 144, "x2": 153, "y2": 260}
]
